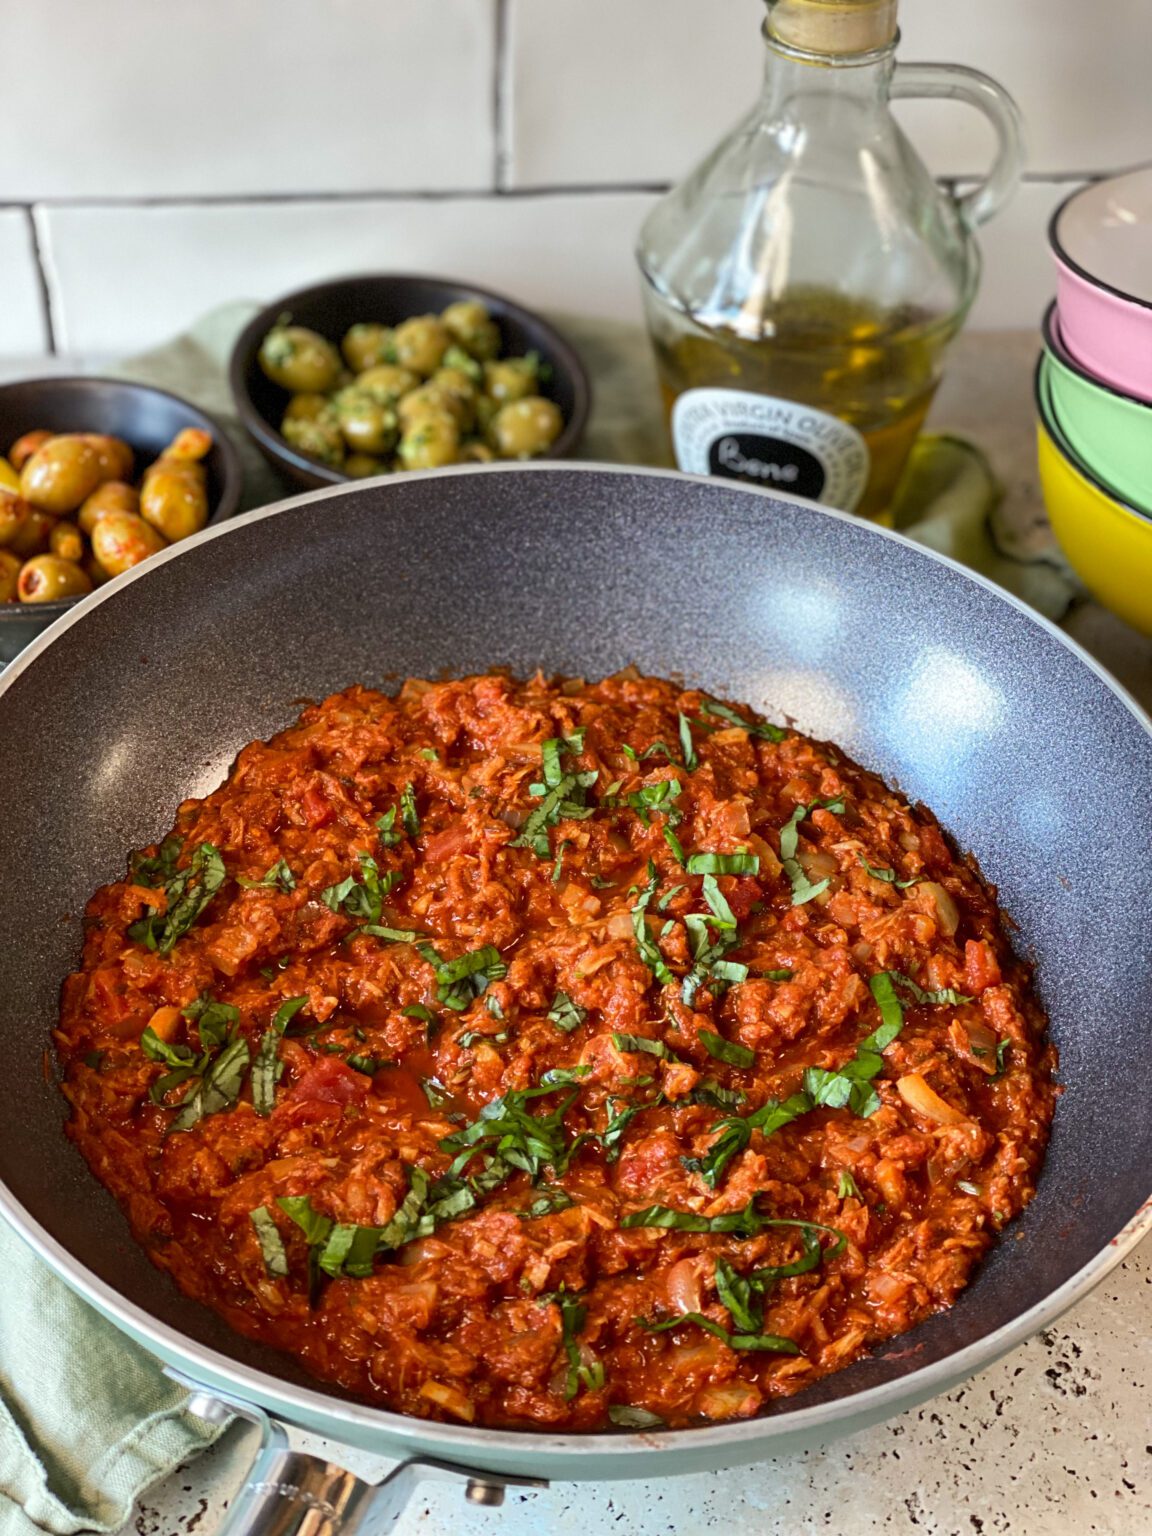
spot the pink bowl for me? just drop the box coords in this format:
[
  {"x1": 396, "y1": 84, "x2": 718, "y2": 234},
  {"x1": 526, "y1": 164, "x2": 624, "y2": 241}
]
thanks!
[{"x1": 1050, "y1": 169, "x2": 1152, "y2": 403}]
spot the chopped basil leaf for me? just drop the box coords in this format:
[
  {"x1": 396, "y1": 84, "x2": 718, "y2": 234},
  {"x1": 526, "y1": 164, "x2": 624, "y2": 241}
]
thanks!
[
  {"x1": 249, "y1": 1206, "x2": 289, "y2": 1278},
  {"x1": 714, "y1": 1255, "x2": 762, "y2": 1333},
  {"x1": 630, "y1": 872, "x2": 675, "y2": 985},
  {"x1": 778, "y1": 797, "x2": 845, "y2": 906},
  {"x1": 663, "y1": 827, "x2": 687, "y2": 866},
  {"x1": 764, "y1": 968, "x2": 793, "y2": 981},
  {"x1": 441, "y1": 1069, "x2": 588, "y2": 1182},
  {"x1": 400, "y1": 783, "x2": 420, "y2": 837},
  {"x1": 519, "y1": 1185, "x2": 576, "y2": 1220},
  {"x1": 625, "y1": 777, "x2": 683, "y2": 828},
  {"x1": 552, "y1": 838, "x2": 572, "y2": 883},
  {"x1": 612, "y1": 1032, "x2": 681, "y2": 1062},
  {"x1": 700, "y1": 874, "x2": 737, "y2": 930},
  {"x1": 608, "y1": 1405, "x2": 665, "y2": 1429},
  {"x1": 599, "y1": 1095, "x2": 661, "y2": 1161},
  {"x1": 590, "y1": 875, "x2": 616, "y2": 890},
  {"x1": 640, "y1": 1311, "x2": 801, "y2": 1355},
  {"x1": 254, "y1": 992, "x2": 307, "y2": 1120},
  {"x1": 837, "y1": 1169, "x2": 861, "y2": 1200},
  {"x1": 127, "y1": 842, "x2": 227, "y2": 955},
  {"x1": 700, "y1": 699, "x2": 787, "y2": 743},
  {"x1": 236, "y1": 858, "x2": 296, "y2": 893},
  {"x1": 512, "y1": 737, "x2": 597, "y2": 857},
  {"x1": 169, "y1": 1036, "x2": 251, "y2": 1133},
  {"x1": 858, "y1": 855, "x2": 920, "y2": 889},
  {"x1": 321, "y1": 852, "x2": 402, "y2": 926},
  {"x1": 623, "y1": 1201, "x2": 845, "y2": 1254},
  {"x1": 686, "y1": 850, "x2": 759, "y2": 876},
  {"x1": 656, "y1": 882, "x2": 685, "y2": 912},
  {"x1": 548, "y1": 990, "x2": 587, "y2": 1032},
  {"x1": 678, "y1": 712, "x2": 698, "y2": 772},
  {"x1": 403, "y1": 1003, "x2": 435, "y2": 1023},
  {"x1": 130, "y1": 834, "x2": 183, "y2": 888},
  {"x1": 421, "y1": 1077, "x2": 453, "y2": 1109},
  {"x1": 345, "y1": 1053, "x2": 378, "y2": 1075},
  {"x1": 553, "y1": 1291, "x2": 604, "y2": 1399},
  {"x1": 418, "y1": 943, "x2": 507, "y2": 1011},
  {"x1": 376, "y1": 806, "x2": 402, "y2": 848},
  {"x1": 420, "y1": 748, "x2": 439, "y2": 761},
  {"x1": 698, "y1": 1030, "x2": 755, "y2": 1068},
  {"x1": 993, "y1": 1038, "x2": 1011, "y2": 1076},
  {"x1": 891, "y1": 971, "x2": 973, "y2": 1007},
  {"x1": 485, "y1": 994, "x2": 505, "y2": 1019},
  {"x1": 361, "y1": 924, "x2": 423, "y2": 943}
]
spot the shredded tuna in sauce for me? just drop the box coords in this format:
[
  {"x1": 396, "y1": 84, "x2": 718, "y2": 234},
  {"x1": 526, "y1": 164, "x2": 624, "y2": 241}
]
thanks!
[{"x1": 56, "y1": 672, "x2": 1058, "y2": 1430}]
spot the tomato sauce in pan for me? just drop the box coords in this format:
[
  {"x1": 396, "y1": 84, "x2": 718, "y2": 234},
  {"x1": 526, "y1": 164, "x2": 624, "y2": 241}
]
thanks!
[{"x1": 56, "y1": 672, "x2": 1057, "y2": 1430}]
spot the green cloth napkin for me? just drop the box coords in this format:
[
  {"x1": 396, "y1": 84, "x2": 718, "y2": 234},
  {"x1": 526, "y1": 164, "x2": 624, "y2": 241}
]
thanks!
[
  {"x1": 0, "y1": 302, "x2": 1078, "y2": 1536},
  {"x1": 0, "y1": 1222, "x2": 222, "y2": 1536}
]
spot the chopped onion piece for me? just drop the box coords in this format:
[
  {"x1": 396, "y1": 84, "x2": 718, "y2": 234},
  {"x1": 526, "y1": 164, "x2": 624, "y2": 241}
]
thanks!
[
  {"x1": 419, "y1": 1379, "x2": 475, "y2": 1421},
  {"x1": 921, "y1": 882, "x2": 959, "y2": 936},
  {"x1": 896, "y1": 1072, "x2": 968, "y2": 1126}
]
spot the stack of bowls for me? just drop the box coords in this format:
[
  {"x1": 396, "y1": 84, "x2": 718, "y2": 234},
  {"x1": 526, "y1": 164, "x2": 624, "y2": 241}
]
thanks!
[{"x1": 1037, "y1": 167, "x2": 1152, "y2": 636}]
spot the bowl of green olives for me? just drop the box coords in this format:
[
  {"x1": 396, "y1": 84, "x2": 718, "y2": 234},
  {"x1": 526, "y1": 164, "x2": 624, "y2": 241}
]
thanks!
[
  {"x1": 0, "y1": 376, "x2": 243, "y2": 664},
  {"x1": 229, "y1": 273, "x2": 591, "y2": 490}
]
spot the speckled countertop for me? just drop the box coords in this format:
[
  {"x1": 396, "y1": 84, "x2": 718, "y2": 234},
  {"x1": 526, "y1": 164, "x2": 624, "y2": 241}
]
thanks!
[{"x1": 13, "y1": 331, "x2": 1143, "y2": 1536}]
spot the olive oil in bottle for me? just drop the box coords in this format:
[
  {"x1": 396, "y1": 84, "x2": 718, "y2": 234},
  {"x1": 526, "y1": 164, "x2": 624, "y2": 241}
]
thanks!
[{"x1": 636, "y1": 0, "x2": 1023, "y2": 519}]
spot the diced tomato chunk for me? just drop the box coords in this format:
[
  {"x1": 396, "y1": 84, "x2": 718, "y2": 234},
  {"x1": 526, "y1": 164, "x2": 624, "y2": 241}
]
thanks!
[
  {"x1": 724, "y1": 877, "x2": 763, "y2": 920},
  {"x1": 425, "y1": 824, "x2": 471, "y2": 862},
  {"x1": 963, "y1": 939, "x2": 1003, "y2": 994},
  {"x1": 289, "y1": 1055, "x2": 369, "y2": 1105},
  {"x1": 300, "y1": 785, "x2": 333, "y2": 827}
]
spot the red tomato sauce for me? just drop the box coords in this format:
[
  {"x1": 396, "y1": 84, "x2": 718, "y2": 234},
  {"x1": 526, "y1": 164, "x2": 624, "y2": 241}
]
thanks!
[{"x1": 56, "y1": 672, "x2": 1057, "y2": 1430}]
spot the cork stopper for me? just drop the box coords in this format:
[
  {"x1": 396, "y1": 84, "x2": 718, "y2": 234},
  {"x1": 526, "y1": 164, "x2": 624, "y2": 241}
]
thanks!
[{"x1": 767, "y1": 0, "x2": 898, "y2": 56}]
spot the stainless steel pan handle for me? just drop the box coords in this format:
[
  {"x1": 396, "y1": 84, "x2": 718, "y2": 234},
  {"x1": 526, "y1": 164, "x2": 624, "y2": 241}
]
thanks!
[{"x1": 168, "y1": 1372, "x2": 548, "y2": 1535}]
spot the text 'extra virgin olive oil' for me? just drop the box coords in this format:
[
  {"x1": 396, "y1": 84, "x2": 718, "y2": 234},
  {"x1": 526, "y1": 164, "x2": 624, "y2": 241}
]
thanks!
[{"x1": 636, "y1": 0, "x2": 1023, "y2": 520}]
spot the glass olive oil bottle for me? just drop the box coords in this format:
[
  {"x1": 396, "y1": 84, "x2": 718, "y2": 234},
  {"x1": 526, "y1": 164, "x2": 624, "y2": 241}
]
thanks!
[{"x1": 637, "y1": 0, "x2": 1023, "y2": 520}]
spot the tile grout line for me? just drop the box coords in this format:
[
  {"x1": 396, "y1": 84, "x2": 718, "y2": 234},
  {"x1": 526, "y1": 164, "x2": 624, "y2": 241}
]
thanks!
[
  {"x1": 0, "y1": 169, "x2": 1100, "y2": 216},
  {"x1": 493, "y1": 0, "x2": 511, "y2": 191},
  {"x1": 22, "y1": 204, "x2": 57, "y2": 355}
]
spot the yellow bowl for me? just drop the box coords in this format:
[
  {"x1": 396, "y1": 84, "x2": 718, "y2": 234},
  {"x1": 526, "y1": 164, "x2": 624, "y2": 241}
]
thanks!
[{"x1": 1036, "y1": 360, "x2": 1152, "y2": 636}]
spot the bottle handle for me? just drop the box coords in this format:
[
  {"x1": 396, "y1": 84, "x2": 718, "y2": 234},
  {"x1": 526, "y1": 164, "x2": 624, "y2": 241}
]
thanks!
[{"x1": 890, "y1": 62, "x2": 1025, "y2": 229}]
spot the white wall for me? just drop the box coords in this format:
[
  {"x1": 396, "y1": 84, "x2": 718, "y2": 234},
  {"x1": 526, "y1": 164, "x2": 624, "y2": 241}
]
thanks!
[{"x1": 2, "y1": 0, "x2": 1148, "y2": 355}]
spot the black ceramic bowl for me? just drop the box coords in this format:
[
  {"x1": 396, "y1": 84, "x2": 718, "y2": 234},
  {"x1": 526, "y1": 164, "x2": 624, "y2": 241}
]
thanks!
[
  {"x1": 229, "y1": 272, "x2": 591, "y2": 491},
  {"x1": 0, "y1": 376, "x2": 243, "y2": 664}
]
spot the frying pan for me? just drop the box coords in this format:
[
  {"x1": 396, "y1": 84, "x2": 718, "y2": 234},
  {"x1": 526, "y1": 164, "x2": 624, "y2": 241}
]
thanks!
[{"x1": 1, "y1": 465, "x2": 1150, "y2": 1532}]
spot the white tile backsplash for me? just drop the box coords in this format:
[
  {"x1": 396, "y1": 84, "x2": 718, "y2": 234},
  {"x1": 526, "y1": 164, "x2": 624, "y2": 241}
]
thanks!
[
  {"x1": 0, "y1": 0, "x2": 496, "y2": 200},
  {"x1": 36, "y1": 194, "x2": 659, "y2": 354},
  {"x1": 0, "y1": 0, "x2": 1140, "y2": 353},
  {"x1": 0, "y1": 210, "x2": 48, "y2": 353},
  {"x1": 504, "y1": 0, "x2": 1150, "y2": 188},
  {"x1": 504, "y1": 0, "x2": 764, "y2": 189}
]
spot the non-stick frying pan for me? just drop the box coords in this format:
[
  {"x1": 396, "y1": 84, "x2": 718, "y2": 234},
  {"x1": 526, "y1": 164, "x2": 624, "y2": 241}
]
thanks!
[{"x1": 1, "y1": 465, "x2": 1149, "y2": 1532}]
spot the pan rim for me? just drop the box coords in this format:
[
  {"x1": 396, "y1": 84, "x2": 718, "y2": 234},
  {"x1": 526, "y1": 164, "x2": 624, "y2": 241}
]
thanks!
[{"x1": 2, "y1": 460, "x2": 1151, "y2": 1458}]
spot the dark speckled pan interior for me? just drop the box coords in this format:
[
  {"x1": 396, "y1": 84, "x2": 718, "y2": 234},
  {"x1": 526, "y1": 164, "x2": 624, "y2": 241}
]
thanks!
[{"x1": 0, "y1": 464, "x2": 1150, "y2": 1464}]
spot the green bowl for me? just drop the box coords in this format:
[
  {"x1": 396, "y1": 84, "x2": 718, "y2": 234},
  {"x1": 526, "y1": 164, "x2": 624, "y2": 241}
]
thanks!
[{"x1": 1042, "y1": 301, "x2": 1152, "y2": 513}]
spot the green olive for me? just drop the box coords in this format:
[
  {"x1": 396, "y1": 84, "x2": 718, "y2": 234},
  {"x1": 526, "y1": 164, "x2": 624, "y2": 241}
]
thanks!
[
  {"x1": 0, "y1": 549, "x2": 20, "y2": 602},
  {"x1": 16, "y1": 553, "x2": 93, "y2": 603},
  {"x1": 9, "y1": 430, "x2": 54, "y2": 471},
  {"x1": 20, "y1": 435, "x2": 106, "y2": 514},
  {"x1": 83, "y1": 434, "x2": 134, "y2": 481},
  {"x1": 9, "y1": 508, "x2": 55, "y2": 557},
  {"x1": 341, "y1": 323, "x2": 395, "y2": 373},
  {"x1": 0, "y1": 491, "x2": 30, "y2": 548},
  {"x1": 441, "y1": 300, "x2": 500, "y2": 361},
  {"x1": 397, "y1": 413, "x2": 460, "y2": 470},
  {"x1": 79, "y1": 480, "x2": 138, "y2": 534},
  {"x1": 484, "y1": 356, "x2": 539, "y2": 405},
  {"x1": 355, "y1": 364, "x2": 421, "y2": 403},
  {"x1": 280, "y1": 413, "x2": 345, "y2": 467},
  {"x1": 430, "y1": 368, "x2": 478, "y2": 432},
  {"x1": 282, "y1": 392, "x2": 332, "y2": 424},
  {"x1": 333, "y1": 389, "x2": 399, "y2": 456},
  {"x1": 50, "y1": 521, "x2": 85, "y2": 562},
  {"x1": 344, "y1": 453, "x2": 389, "y2": 478},
  {"x1": 90, "y1": 511, "x2": 167, "y2": 577},
  {"x1": 258, "y1": 323, "x2": 342, "y2": 393},
  {"x1": 490, "y1": 396, "x2": 564, "y2": 459},
  {"x1": 397, "y1": 383, "x2": 468, "y2": 431},
  {"x1": 392, "y1": 315, "x2": 450, "y2": 377}
]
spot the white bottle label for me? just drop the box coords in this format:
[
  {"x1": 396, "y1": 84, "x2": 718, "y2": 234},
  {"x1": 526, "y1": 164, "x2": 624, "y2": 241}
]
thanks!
[{"x1": 671, "y1": 387, "x2": 870, "y2": 512}]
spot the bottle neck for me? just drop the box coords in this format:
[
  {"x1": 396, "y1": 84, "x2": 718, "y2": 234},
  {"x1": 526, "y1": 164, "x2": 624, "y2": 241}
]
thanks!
[{"x1": 758, "y1": 24, "x2": 895, "y2": 113}]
